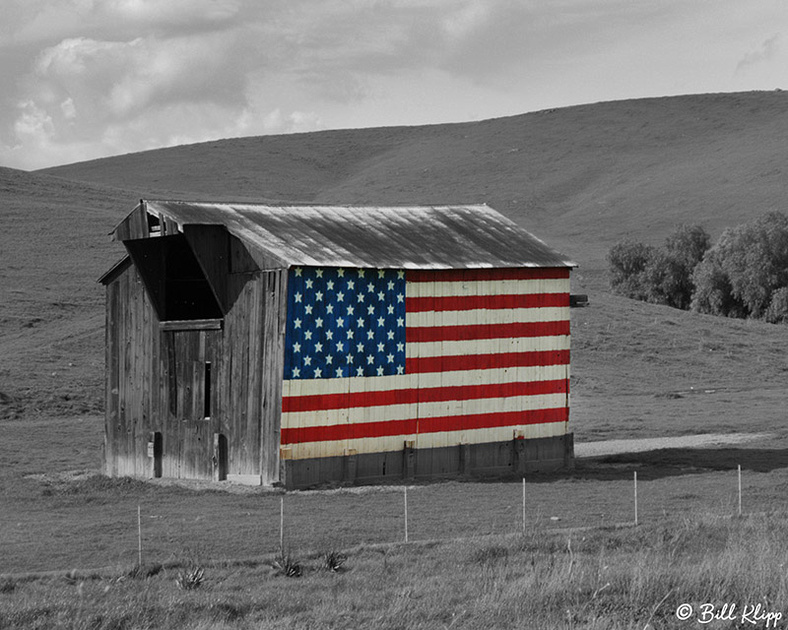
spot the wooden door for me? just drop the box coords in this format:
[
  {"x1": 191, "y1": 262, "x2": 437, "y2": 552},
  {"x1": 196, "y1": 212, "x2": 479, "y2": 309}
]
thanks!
[{"x1": 163, "y1": 329, "x2": 221, "y2": 479}]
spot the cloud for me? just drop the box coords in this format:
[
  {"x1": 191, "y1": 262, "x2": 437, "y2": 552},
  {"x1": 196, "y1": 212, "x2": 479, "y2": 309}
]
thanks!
[{"x1": 736, "y1": 33, "x2": 780, "y2": 73}]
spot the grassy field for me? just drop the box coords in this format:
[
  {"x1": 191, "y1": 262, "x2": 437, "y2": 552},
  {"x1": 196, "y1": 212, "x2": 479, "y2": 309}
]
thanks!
[{"x1": 2, "y1": 91, "x2": 788, "y2": 627}]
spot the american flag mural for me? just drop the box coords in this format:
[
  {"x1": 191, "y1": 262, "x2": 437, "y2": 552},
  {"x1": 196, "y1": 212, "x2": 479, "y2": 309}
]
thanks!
[{"x1": 280, "y1": 266, "x2": 571, "y2": 460}]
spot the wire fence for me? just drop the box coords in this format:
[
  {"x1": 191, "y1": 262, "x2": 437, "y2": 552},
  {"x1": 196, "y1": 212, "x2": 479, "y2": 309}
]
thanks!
[{"x1": 4, "y1": 462, "x2": 776, "y2": 576}]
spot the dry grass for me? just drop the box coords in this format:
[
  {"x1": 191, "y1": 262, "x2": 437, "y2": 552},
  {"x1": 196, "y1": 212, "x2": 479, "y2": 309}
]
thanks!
[{"x1": 2, "y1": 513, "x2": 788, "y2": 629}]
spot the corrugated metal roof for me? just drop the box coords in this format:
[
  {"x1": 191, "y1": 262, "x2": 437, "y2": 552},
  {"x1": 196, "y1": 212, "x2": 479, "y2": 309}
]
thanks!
[{"x1": 139, "y1": 200, "x2": 576, "y2": 270}]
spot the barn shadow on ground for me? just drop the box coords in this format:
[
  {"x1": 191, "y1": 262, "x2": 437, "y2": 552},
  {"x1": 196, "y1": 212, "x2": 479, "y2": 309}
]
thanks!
[{"x1": 506, "y1": 447, "x2": 788, "y2": 484}]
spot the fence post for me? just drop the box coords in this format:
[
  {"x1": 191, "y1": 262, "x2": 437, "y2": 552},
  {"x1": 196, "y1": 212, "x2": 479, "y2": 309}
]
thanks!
[
  {"x1": 738, "y1": 464, "x2": 742, "y2": 517},
  {"x1": 404, "y1": 486, "x2": 409, "y2": 543},
  {"x1": 280, "y1": 496, "x2": 284, "y2": 552},
  {"x1": 522, "y1": 477, "x2": 526, "y2": 534},
  {"x1": 634, "y1": 471, "x2": 638, "y2": 526},
  {"x1": 137, "y1": 505, "x2": 142, "y2": 567}
]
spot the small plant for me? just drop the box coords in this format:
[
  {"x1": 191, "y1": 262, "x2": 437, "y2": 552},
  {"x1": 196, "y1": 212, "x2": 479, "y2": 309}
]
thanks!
[
  {"x1": 175, "y1": 566, "x2": 205, "y2": 590},
  {"x1": 272, "y1": 551, "x2": 302, "y2": 578},
  {"x1": 321, "y1": 550, "x2": 347, "y2": 573}
]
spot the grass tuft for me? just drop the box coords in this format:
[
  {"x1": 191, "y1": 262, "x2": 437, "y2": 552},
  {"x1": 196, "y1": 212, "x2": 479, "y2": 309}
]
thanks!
[
  {"x1": 272, "y1": 551, "x2": 302, "y2": 578},
  {"x1": 175, "y1": 566, "x2": 205, "y2": 590}
]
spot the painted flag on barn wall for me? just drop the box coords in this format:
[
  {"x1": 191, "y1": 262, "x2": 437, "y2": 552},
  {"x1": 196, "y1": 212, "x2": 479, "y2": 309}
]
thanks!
[{"x1": 281, "y1": 266, "x2": 571, "y2": 459}]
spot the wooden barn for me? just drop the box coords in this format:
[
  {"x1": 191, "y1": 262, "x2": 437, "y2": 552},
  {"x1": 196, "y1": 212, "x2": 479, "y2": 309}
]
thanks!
[{"x1": 99, "y1": 200, "x2": 576, "y2": 488}]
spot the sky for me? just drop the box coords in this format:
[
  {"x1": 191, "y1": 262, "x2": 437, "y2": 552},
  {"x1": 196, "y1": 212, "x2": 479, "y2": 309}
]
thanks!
[{"x1": 1, "y1": 0, "x2": 786, "y2": 171}]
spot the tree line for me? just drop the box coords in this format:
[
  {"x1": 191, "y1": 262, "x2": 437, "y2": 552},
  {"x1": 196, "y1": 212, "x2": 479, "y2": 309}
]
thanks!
[{"x1": 608, "y1": 211, "x2": 788, "y2": 324}]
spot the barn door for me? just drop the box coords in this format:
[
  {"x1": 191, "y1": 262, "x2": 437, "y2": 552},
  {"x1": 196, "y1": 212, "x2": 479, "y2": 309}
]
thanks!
[{"x1": 164, "y1": 328, "x2": 221, "y2": 479}]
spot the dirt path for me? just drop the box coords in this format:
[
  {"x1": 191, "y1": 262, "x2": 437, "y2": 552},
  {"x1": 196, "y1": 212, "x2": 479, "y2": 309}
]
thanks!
[{"x1": 574, "y1": 432, "x2": 774, "y2": 458}]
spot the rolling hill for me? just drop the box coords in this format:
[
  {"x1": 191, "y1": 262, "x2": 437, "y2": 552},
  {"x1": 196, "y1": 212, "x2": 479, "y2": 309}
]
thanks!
[{"x1": 2, "y1": 90, "x2": 787, "y2": 432}]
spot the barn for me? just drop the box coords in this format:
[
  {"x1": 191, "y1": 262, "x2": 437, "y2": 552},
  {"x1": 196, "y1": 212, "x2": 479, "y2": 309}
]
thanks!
[{"x1": 99, "y1": 200, "x2": 576, "y2": 489}]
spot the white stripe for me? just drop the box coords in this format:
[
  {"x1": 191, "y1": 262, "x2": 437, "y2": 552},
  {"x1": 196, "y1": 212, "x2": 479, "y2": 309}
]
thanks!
[
  {"x1": 407, "y1": 277, "x2": 568, "y2": 297},
  {"x1": 283, "y1": 421, "x2": 568, "y2": 460},
  {"x1": 282, "y1": 364, "x2": 569, "y2": 398},
  {"x1": 407, "y1": 306, "x2": 569, "y2": 327},
  {"x1": 409, "y1": 334, "x2": 570, "y2": 358},
  {"x1": 282, "y1": 393, "x2": 568, "y2": 428}
]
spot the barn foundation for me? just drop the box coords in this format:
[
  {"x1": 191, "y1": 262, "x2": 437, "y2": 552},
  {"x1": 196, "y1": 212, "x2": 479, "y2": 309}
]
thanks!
[{"x1": 280, "y1": 433, "x2": 574, "y2": 490}]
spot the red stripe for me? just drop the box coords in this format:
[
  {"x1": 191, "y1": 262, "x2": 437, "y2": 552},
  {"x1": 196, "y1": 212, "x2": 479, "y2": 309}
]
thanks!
[
  {"x1": 407, "y1": 320, "x2": 569, "y2": 342},
  {"x1": 407, "y1": 349, "x2": 569, "y2": 373},
  {"x1": 282, "y1": 379, "x2": 568, "y2": 413},
  {"x1": 406, "y1": 292, "x2": 569, "y2": 312},
  {"x1": 407, "y1": 268, "x2": 570, "y2": 283},
  {"x1": 281, "y1": 407, "x2": 568, "y2": 444}
]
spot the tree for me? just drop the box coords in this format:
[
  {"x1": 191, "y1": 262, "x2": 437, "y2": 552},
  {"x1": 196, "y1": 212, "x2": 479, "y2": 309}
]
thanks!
[
  {"x1": 608, "y1": 240, "x2": 658, "y2": 301},
  {"x1": 692, "y1": 211, "x2": 788, "y2": 319}
]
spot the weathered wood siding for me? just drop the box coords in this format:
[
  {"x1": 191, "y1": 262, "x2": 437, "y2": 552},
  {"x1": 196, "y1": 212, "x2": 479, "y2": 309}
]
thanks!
[{"x1": 105, "y1": 233, "x2": 287, "y2": 485}]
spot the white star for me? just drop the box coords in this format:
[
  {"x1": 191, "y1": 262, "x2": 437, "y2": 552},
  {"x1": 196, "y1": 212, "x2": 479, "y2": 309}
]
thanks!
[
  {"x1": 337, "y1": 317, "x2": 345, "y2": 327},
  {"x1": 295, "y1": 292, "x2": 302, "y2": 303},
  {"x1": 304, "y1": 330, "x2": 313, "y2": 340},
  {"x1": 377, "y1": 317, "x2": 385, "y2": 327},
  {"x1": 305, "y1": 304, "x2": 313, "y2": 314},
  {"x1": 358, "y1": 269, "x2": 365, "y2": 277},
  {"x1": 397, "y1": 270, "x2": 404, "y2": 279},
  {"x1": 387, "y1": 330, "x2": 395, "y2": 340},
  {"x1": 387, "y1": 353, "x2": 394, "y2": 363},
  {"x1": 347, "y1": 329, "x2": 354, "y2": 339},
  {"x1": 326, "y1": 330, "x2": 334, "y2": 340},
  {"x1": 326, "y1": 304, "x2": 334, "y2": 314},
  {"x1": 293, "y1": 342, "x2": 301, "y2": 353},
  {"x1": 326, "y1": 354, "x2": 334, "y2": 364},
  {"x1": 377, "y1": 366, "x2": 385, "y2": 376},
  {"x1": 397, "y1": 342, "x2": 404, "y2": 352},
  {"x1": 316, "y1": 269, "x2": 323, "y2": 278},
  {"x1": 337, "y1": 291, "x2": 344, "y2": 302},
  {"x1": 357, "y1": 343, "x2": 364, "y2": 352},
  {"x1": 346, "y1": 354, "x2": 354, "y2": 364},
  {"x1": 387, "y1": 280, "x2": 394, "y2": 290},
  {"x1": 397, "y1": 317, "x2": 404, "y2": 327},
  {"x1": 315, "y1": 342, "x2": 323, "y2": 353},
  {"x1": 396, "y1": 365, "x2": 404, "y2": 375},
  {"x1": 357, "y1": 293, "x2": 365, "y2": 302},
  {"x1": 367, "y1": 355, "x2": 375, "y2": 364},
  {"x1": 377, "y1": 342, "x2": 385, "y2": 353},
  {"x1": 327, "y1": 280, "x2": 334, "y2": 290},
  {"x1": 304, "y1": 355, "x2": 312, "y2": 366},
  {"x1": 367, "y1": 330, "x2": 374, "y2": 340},
  {"x1": 357, "y1": 317, "x2": 365, "y2": 328},
  {"x1": 336, "y1": 341, "x2": 344, "y2": 352},
  {"x1": 315, "y1": 291, "x2": 323, "y2": 301},
  {"x1": 378, "y1": 291, "x2": 385, "y2": 301},
  {"x1": 336, "y1": 367, "x2": 344, "y2": 377},
  {"x1": 397, "y1": 293, "x2": 404, "y2": 303},
  {"x1": 378, "y1": 270, "x2": 385, "y2": 278},
  {"x1": 315, "y1": 317, "x2": 323, "y2": 327},
  {"x1": 294, "y1": 267, "x2": 302, "y2": 276},
  {"x1": 387, "y1": 304, "x2": 394, "y2": 314},
  {"x1": 346, "y1": 305, "x2": 355, "y2": 316},
  {"x1": 294, "y1": 318, "x2": 302, "y2": 328},
  {"x1": 337, "y1": 268, "x2": 345, "y2": 277},
  {"x1": 292, "y1": 367, "x2": 301, "y2": 377},
  {"x1": 314, "y1": 367, "x2": 322, "y2": 377},
  {"x1": 368, "y1": 305, "x2": 375, "y2": 315},
  {"x1": 367, "y1": 283, "x2": 375, "y2": 293},
  {"x1": 356, "y1": 366, "x2": 364, "y2": 376},
  {"x1": 347, "y1": 279, "x2": 355, "y2": 290},
  {"x1": 305, "y1": 279, "x2": 313, "y2": 289}
]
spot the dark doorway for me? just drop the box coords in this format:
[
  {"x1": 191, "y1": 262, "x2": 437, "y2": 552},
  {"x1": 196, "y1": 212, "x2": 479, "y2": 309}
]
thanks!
[
  {"x1": 214, "y1": 433, "x2": 228, "y2": 481},
  {"x1": 151, "y1": 431, "x2": 163, "y2": 478}
]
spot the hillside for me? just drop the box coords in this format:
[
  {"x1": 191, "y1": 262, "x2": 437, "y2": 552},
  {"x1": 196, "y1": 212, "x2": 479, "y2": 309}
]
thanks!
[
  {"x1": 2, "y1": 90, "x2": 786, "y2": 426},
  {"x1": 41, "y1": 91, "x2": 788, "y2": 271},
  {"x1": 0, "y1": 167, "x2": 134, "y2": 418}
]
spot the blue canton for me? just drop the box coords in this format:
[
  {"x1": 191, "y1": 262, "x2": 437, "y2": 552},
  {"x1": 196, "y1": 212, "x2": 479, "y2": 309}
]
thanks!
[{"x1": 284, "y1": 267, "x2": 406, "y2": 379}]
